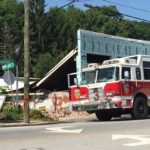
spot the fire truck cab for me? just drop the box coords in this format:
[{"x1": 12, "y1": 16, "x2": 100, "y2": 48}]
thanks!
[{"x1": 68, "y1": 55, "x2": 150, "y2": 121}]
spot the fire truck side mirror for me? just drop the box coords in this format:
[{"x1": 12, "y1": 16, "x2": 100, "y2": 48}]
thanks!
[{"x1": 124, "y1": 71, "x2": 129, "y2": 79}]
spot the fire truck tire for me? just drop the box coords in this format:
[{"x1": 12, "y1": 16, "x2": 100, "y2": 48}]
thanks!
[
  {"x1": 131, "y1": 97, "x2": 148, "y2": 119},
  {"x1": 95, "y1": 111, "x2": 112, "y2": 121}
]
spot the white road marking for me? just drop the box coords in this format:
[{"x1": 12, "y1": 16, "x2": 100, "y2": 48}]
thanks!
[
  {"x1": 112, "y1": 135, "x2": 150, "y2": 146},
  {"x1": 46, "y1": 126, "x2": 83, "y2": 134}
]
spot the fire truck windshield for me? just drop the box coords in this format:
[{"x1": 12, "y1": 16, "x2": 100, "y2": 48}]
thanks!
[
  {"x1": 81, "y1": 70, "x2": 96, "y2": 84},
  {"x1": 97, "y1": 67, "x2": 119, "y2": 82}
]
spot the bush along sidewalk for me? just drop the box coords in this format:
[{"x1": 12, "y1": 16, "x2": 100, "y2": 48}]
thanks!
[
  {"x1": 30, "y1": 109, "x2": 57, "y2": 122},
  {"x1": 2, "y1": 103, "x2": 23, "y2": 121},
  {"x1": 0, "y1": 103, "x2": 58, "y2": 123}
]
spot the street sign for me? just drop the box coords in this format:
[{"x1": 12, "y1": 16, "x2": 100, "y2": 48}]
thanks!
[
  {"x1": 2, "y1": 62, "x2": 15, "y2": 70},
  {"x1": 0, "y1": 59, "x2": 13, "y2": 65},
  {"x1": 3, "y1": 70, "x2": 15, "y2": 85}
]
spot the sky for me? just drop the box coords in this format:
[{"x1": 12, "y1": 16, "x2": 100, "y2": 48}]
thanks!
[{"x1": 44, "y1": 0, "x2": 150, "y2": 22}]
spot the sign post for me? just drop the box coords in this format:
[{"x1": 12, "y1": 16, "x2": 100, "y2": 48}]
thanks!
[{"x1": 2, "y1": 61, "x2": 15, "y2": 104}]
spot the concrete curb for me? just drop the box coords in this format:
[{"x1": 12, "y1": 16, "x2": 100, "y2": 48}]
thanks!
[{"x1": 0, "y1": 121, "x2": 59, "y2": 127}]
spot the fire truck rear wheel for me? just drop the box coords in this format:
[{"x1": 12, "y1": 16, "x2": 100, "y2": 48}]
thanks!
[
  {"x1": 95, "y1": 111, "x2": 112, "y2": 121},
  {"x1": 131, "y1": 96, "x2": 148, "y2": 119}
]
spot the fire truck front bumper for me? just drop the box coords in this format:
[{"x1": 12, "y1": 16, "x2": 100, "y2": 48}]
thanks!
[{"x1": 69, "y1": 99, "x2": 114, "y2": 111}]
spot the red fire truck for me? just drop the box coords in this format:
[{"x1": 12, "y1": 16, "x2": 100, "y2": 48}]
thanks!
[{"x1": 68, "y1": 55, "x2": 150, "y2": 121}]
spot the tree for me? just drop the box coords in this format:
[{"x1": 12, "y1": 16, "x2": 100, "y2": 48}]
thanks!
[
  {"x1": 33, "y1": 53, "x2": 55, "y2": 77},
  {"x1": 0, "y1": 0, "x2": 23, "y2": 59},
  {"x1": 29, "y1": 0, "x2": 47, "y2": 65},
  {"x1": 1, "y1": 1, "x2": 150, "y2": 79},
  {"x1": 0, "y1": 23, "x2": 14, "y2": 60}
]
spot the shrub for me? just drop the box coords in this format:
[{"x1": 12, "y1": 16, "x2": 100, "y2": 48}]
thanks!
[
  {"x1": 30, "y1": 109, "x2": 43, "y2": 119},
  {"x1": 2, "y1": 103, "x2": 23, "y2": 120},
  {"x1": 30, "y1": 109, "x2": 54, "y2": 121}
]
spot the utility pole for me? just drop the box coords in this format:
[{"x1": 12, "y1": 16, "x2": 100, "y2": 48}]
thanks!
[{"x1": 24, "y1": 0, "x2": 30, "y2": 123}]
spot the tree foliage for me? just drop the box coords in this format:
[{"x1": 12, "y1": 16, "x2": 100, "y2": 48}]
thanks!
[{"x1": 0, "y1": 1, "x2": 150, "y2": 78}]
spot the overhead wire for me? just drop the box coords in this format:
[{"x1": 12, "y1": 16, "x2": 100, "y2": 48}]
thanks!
[
  {"x1": 59, "y1": 0, "x2": 90, "y2": 9},
  {"x1": 120, "y1": 12, "x2": 150, "y2": 23},
  {"x1": 84, "y1": 4, "x2": 150, "y2": 23},
  {"x1": 59, "y1": 0, "x2": 150, "y2": 23},
  {"x1": 102, "y1": 0, "x2": 150, "y2": 14},
  {"x1": 59, "y1": 0, "x2": 84, "y2": 9},
  {"x1": 59, "y1": 0, "x2": 76, "y2": 9},
  {"x1": 101, "y1": 0, "x2": 150, "y2": 23}
]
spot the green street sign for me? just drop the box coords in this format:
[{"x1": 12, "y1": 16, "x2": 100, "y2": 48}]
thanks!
[
  {"x1": 2, "y1": 62, "x2": 15, "y2": 70},
  {"x1": 0, "y1": 59, "x2": 13, "y2": 65}
]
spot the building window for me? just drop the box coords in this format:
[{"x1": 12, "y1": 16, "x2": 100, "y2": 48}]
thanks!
[
  {"x1": 98, "y1": 41, "x2": 101, "y2": 52},
  {"x1": 117, "y1": 45, "x2": 120, "y2": 55},
  {"x1": 92, "y1": 41, "x2": 94, "y2": 51},
  {"x1": 145, "y1": 48, "x2": 148, "y2": 55},
  {"x1": 128, "y1": 46, "x2": 131, "y2": 55},
  {"x1": 125, "y1": 46, "x2": 127, "y2": 55},
  {"x1": 105, "y1": 43, "x2": 108, "y2": 53},
  {"x1": 136, "y1": 47, "x2": 138, "y2": 55},
  {"x1": 83, "y1": 40, "x2": 86, "y2": 51},
  {"x1": 113, "y1": 44, "x2": 115, "y2": 52}
]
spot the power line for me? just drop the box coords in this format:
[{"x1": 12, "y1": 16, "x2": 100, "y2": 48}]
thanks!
[
  {"x1": 59, "y1": 0, "x2": 150, "y2": 23},
  {"x1": 59, "y1": 0, "x2": 76, "y2": 9},
  {"x1": 121, "y1": 12, "x2": 150, "y2": 23},
  {"x1": 59, "y1": 0, "x2": 90, "y2": 9},
  {"x1": 84, "y1": 4, "x2": 150, "y2": 23},
  {"x1": 102, "y1": 0, "x2": 150, "y2": 14}
]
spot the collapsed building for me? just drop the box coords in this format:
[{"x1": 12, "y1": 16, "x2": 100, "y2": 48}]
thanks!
[{"x1": 34, "y1": 29, "x2": 150, "y2": 91}]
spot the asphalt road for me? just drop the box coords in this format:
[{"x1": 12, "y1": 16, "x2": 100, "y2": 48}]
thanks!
[{"x1": 0, "y1": 116, "x2": 150, "y2": 150}]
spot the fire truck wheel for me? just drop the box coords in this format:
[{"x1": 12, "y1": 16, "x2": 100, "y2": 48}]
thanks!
[
  {"x1": 95, "y1": 111, "x2": 112, "y2": 121},
  {"x1": 131, "y1": 97, "x2": 148, "y2": 119}
]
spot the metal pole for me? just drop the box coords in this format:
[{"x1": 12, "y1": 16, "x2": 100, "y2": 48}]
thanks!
[
  {"x1": 16, "y1": 63, "x2": 19, "y2": 110},
  {"x1": 8, "y1": 69, "x2": 15, "y2": 102}
]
